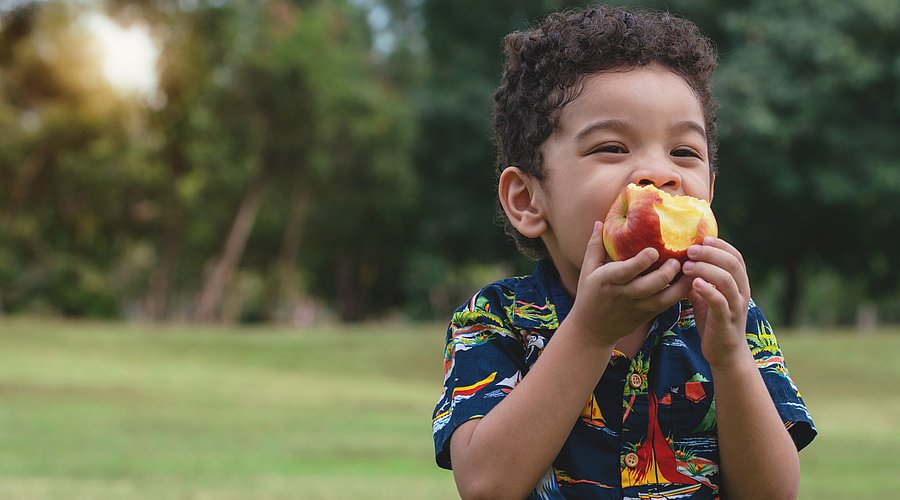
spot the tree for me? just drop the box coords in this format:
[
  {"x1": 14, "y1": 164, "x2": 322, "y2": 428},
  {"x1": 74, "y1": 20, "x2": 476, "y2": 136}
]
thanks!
[
  {"x1": 710, "y1": 0, "x2": 900, "y2": 325},
  {"x1": 185, "y1": 0, "x2": 419, "y2": 322},
  {"x1": 289, "y1": 1, "x2": 419, "y2": 321},
  {"x1": 411, "y1": 0, "x2": 900, "y2": 326},
  {"x1": 407, "y1": 0, "x2": 595, "y2": 317},
  {"x1": 0, "y1": 0, "x2": 420, "y2": 323},
  {"x1": 0, "y1": 2, "x2": 151, "y2": 316},
  {"x1": 105, "y1": 1, "x2": 237, "y2": 320}
]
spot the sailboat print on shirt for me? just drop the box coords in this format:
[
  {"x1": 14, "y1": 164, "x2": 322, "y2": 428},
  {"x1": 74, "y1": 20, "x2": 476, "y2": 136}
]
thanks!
[
  {"x1": 621, "y1": 389, "x2": 719, "y2": 497},
  {"x1": 580, "y1": 391, "x2": 607, "y2": 429}
]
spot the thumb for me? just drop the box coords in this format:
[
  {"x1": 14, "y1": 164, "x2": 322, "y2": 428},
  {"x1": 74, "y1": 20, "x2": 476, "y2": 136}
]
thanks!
[{"x1": 580, "y1": 221, "x2": 607, "y2": 280}]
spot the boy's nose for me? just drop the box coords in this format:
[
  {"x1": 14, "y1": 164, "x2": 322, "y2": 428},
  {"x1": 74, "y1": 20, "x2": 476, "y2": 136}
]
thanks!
[{"x1": 633, "y1": 167, "x2": 680, "y2": 193}]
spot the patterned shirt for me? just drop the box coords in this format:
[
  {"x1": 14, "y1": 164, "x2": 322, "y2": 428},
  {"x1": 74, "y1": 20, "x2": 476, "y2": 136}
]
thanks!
[{"x1": 432, "y1": 260, "x2": 816, "y2": 499}]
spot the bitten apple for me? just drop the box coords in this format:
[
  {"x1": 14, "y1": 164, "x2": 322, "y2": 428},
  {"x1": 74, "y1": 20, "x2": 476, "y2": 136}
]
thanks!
[{"x1": 602, "y1": 183, "x2": 717, "y2": 272}]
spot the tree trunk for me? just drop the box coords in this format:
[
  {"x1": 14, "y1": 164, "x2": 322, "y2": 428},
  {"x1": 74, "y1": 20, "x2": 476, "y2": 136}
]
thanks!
[
  {"x1": 336, "y1": 254, "x2": 364, "y2": 322},
  {"x1": 145, "y1": 221, "x2": 182, "y2": 320},
  {"x1": 195, "y1": 168, "x2": 272, "y2": 322},
  {"x1": 145, "y1": 145, "x2": 188, "y2": 321},
  {"x1": 264, "y1": 184, "x2": 311, "y2": 322}
]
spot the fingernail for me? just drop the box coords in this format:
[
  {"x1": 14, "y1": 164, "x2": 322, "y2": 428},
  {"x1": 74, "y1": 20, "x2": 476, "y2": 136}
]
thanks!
[
  {"x1": 682, "y1": 261, "x2": 694, "y2": 272},
  {"x1": 593, "y1": 221, "x2": 602, "y2": 234},
  {"x1": 703, "y1": 236, "x2": 716, "y2": 245},
  {"x1": 687, "y1": 245, "x2": 700, "y2": 258}
]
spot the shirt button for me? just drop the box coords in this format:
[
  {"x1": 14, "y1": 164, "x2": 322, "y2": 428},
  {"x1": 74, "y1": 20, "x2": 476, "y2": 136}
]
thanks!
[
  {"x1": 624, "y1": 452, "x2": 639, "y2": 469},
  {"x1": 628, "y1": 373, "x2": 643, "y2": 389}
]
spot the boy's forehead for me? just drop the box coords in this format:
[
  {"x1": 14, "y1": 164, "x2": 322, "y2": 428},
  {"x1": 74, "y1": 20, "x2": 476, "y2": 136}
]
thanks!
[{"x1": 554, "y1": 67, "x2": 705, "y2": 136}]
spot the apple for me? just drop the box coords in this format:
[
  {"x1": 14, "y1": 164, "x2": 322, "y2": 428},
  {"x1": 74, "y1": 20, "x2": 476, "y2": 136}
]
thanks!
[{"x1": 602, "y1": 183, "x2": 717, "y2": 272}]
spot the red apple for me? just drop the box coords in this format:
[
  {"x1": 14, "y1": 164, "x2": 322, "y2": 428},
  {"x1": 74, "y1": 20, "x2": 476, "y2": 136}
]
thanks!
[{"x1": 602, "y1": 183, "x2": 717, "y2": 272}]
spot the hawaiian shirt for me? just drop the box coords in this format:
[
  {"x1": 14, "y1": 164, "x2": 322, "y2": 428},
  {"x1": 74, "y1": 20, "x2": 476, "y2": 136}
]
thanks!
[{"x1": 432, "y1": 260, "x2": 816, "y2": 499}]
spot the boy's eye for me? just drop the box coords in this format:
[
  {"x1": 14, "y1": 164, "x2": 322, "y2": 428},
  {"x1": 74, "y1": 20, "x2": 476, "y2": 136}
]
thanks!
[
  {"x1": 672, "y1": 147, "x2": 701, "y2": 159},
  {"x1": 591, "y1": 144, "x2": 627, "y2": 154}
]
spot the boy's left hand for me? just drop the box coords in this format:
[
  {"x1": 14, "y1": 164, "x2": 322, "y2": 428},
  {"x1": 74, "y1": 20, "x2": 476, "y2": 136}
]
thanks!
[{"x1": 681, "y1": 237, "x2": 752, "y2": 369}]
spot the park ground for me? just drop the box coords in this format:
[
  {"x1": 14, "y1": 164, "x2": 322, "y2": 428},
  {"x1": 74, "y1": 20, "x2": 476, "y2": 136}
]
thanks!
[{"x1": 1, "y1": 317, "x2": 898, "y2": 499}]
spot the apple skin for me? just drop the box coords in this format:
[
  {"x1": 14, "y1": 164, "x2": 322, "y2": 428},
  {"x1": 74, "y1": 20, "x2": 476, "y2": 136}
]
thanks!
[{"x1": 602, "y1": 183, "x2": 717, "y2": 272}]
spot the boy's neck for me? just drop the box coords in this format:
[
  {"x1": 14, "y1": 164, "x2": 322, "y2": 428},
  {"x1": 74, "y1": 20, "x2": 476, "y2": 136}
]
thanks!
[{"x1": 554, "y1": 260, "x2": 580, "y2": 300}]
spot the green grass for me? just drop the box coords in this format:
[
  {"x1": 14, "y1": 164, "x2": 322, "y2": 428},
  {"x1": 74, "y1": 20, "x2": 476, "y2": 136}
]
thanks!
[
  {"x1": 0, "y1": 318, "x2": 897, "y2": 499},
  {"x1": 782, "y1": 329, "x2": 900, "y2": 499}
]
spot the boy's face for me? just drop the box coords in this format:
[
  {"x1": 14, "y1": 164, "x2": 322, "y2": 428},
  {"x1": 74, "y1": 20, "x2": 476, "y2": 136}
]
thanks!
[{"x1": 531, "y1": 65, "x2": 715, "y2": 292}]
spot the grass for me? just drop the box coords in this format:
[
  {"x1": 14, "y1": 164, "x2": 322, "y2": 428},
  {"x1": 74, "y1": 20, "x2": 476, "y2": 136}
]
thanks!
[
  {"x1": 0, "y1": 317, "x2": 898, "y2": 499},
  {"x1": 782, "y1": 329, "x2": 900, "y2": 499}
]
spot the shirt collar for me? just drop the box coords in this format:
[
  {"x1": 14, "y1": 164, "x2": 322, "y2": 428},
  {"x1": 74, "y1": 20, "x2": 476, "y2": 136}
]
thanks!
[{"x1": 507, "y1": 259, "x2": 570, "y2": 330}]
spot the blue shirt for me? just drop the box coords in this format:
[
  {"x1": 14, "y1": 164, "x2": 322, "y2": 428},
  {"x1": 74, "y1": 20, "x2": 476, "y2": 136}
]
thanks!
[{"x1": 432, "y1": 260, "x2": 816, "y2": 499}]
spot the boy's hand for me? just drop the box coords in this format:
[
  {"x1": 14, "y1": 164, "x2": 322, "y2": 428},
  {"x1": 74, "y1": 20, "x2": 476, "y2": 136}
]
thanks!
[
  {"x1": 567, "y1": 221, "x2": 692, "y2": 348},
  {"x1": 681, "y1": 237, "x2": 752, "y2": 369}
]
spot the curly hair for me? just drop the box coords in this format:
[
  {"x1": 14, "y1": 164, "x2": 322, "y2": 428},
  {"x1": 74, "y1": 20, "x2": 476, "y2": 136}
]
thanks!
[{"x1": 492, "y1": 4, "x2": 719, "y2": 260}]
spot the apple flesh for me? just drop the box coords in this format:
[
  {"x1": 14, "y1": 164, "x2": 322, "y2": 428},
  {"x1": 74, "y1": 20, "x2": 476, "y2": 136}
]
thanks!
[{"x1": 602, "y1": 183, "x2": 717, "y2": 272}]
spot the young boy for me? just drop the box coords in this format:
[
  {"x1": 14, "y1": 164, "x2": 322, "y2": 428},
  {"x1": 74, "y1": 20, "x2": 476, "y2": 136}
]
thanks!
[{"x1": 432, "y1": 5, "x2": 816, "y2": 499}]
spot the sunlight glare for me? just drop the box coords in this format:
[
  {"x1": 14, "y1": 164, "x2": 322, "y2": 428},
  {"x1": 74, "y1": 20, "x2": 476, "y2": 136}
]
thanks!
[{"x1": 82, "y1": 12, "x2": 159, "y2": 99}]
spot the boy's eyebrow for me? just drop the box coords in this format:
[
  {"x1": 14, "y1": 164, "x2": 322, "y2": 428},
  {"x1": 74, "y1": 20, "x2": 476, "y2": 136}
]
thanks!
[
  {"x1": 675, "y1": 120, "x2": 708, "y2": 139},
  {"x1": 573, "y1": 119, "x2": 631, "y2": 142},
  {"x1": 572, "y1": 119, "x2": 707, "y2": 142}
]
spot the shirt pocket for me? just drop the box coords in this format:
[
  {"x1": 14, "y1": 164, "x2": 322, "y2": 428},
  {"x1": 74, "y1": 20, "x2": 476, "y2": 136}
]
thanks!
[{"x1": 667, "y1": 381, "x2": 716, "y2": 438}]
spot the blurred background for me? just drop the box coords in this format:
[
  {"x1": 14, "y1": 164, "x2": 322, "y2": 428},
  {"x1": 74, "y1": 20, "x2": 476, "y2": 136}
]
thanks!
[
  {"x1": 0, "y1": 0, "x2": 898, "y2": 498},
  {"x1": 1, "y1": 0, "x2": 898, "y2": 328}
]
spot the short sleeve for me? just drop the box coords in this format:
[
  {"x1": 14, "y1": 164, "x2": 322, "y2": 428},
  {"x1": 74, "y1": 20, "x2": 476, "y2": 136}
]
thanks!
[
  {"x1": 745, "y1": 301, "x2": 817, "y2": 451},
  {"x1": 431, "y1": 285, "x2": 526, "y2": 469}
]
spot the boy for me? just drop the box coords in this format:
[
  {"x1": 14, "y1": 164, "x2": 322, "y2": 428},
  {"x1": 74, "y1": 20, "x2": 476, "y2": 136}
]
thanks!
[{"x1": 432, "y1": 5, "x2": 816, "y2": 499}]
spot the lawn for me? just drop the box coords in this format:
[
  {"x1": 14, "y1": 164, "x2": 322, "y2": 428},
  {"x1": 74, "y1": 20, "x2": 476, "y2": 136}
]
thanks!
[{"x1": 0, "y1": 317, "x2": 897, "y2": 499}]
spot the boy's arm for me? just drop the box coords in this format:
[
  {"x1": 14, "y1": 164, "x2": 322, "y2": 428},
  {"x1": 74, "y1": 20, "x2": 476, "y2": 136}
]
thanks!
[
  {"x1": 449, "y1": 320, "x2": 615, "y2": 500},
  {"x1": 682, "y1": 238, "x2": 800, "y2": 500},
  {"x1": 708, "y1": 348, "x2": 799, "y2": 499},
  {"x1": 450, "y1": 223, "x2": 691, "y2": 499}
]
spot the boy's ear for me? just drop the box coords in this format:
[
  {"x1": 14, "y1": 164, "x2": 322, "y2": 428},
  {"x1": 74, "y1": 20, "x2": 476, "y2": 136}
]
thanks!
[
  {"x1": 708, "y1": 173, "x2": 716, "y2": 202},
  {"x1": 498, "y1": 166, "x2": 548, "y2": 239}
]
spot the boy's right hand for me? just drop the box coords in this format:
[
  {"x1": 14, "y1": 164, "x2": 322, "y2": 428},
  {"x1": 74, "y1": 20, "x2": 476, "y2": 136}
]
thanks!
[{"x1": 566, "y1": 221, "x2": 691, "y2": 348}]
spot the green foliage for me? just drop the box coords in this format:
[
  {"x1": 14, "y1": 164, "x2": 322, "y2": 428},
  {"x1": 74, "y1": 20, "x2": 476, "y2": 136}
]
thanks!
[
  {"x1": 185, "y1": 0, "x2": 420, "y2": 321},
  {"x1": 404, "y1": 0, "x2": 591, "y2": 317},
  {"x1": 0, "y1": 0, "x2": 897, "y2": 323},
  {"x1": 709, "y1": 0, "x2": 900, "y2": 322},
  {"x1": 0, "y1": 0, "x2": 419, "y2": 321},
  {"x1": 410, "y1": 0, "x2": 900, "y2": 324},
  {"x1": 0, "y1": 2, "x2": 150, "y2": 317}
]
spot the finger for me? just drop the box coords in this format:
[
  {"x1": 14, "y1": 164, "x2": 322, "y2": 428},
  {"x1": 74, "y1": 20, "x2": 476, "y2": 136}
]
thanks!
[
  {"x1": 604, "y1": 247, "x2": 660, "y2": 284},
  {"x1": 691, "y1": 277, "x2": 731, "y2": 331},
  {"x1": 651, "y1": 272, "x2": 693, "y2": 306},
  {"x1": 682, "y1": 259, "x2": 741, "y2": 305},
  {"x1": 701, "y1": 237, "x2": 747, "y2": 270},
  {"x1": 626, "y1": 258, "x2": 682, "y2": 299},
  {"x1": 687, "y1": 287, "x2": 705, "y2": 311},
  {"x1": 581, "y1": 221, "x2": 606, "y2": 279},
  {"x1": 686, "y1": 242, "x2": 750, "y2": 296},
  {"x1": 691, "y1": 277, "x2": 729, "y2": 318},
  {"x1": 697, "y1": 238, "x2": 748, "y2": 287},
  {"x1": 686, "y1": 241, "x2": 741, "y2": 270},
  {"x1": 687, "y1": 288, "x2": 708, "y2": 331}
]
